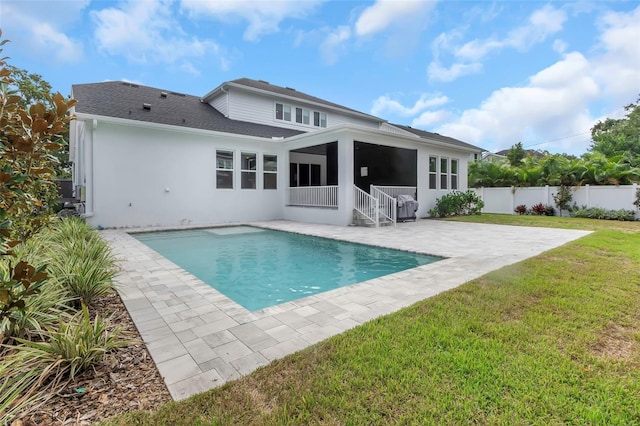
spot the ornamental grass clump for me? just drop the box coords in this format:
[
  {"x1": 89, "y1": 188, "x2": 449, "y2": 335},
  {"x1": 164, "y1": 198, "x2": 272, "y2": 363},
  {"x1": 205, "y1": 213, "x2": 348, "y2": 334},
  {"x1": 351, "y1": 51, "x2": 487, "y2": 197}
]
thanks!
[
  {"x1": 46, "y1": 219, "x2": 119, "y2": 306},
  {"x1": 11, "y1": 303, "x2": 132, "y2": 379},
  {"x1": 1, "y1": 304, "x2": 133, "y2": 423}
]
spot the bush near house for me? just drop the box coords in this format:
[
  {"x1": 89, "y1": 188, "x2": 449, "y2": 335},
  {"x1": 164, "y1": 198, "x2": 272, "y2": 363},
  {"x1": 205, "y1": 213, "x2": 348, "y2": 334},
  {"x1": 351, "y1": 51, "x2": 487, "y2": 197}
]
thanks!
[{"x1": 429, "y1": 190, "x2": 484, "y2": 218}]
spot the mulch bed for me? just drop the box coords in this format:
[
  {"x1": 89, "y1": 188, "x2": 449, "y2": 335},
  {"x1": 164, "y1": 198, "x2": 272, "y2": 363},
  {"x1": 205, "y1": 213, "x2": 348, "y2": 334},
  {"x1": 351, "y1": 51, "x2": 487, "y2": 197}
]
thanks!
[{"x1": 13, "y1": 293, "x2": 172, "y2": 426}]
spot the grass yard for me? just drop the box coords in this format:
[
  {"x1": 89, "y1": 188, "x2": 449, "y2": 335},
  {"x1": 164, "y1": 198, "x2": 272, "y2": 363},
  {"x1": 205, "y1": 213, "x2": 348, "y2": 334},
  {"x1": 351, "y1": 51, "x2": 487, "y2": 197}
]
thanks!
[{"x1": 103, "y1": 215, "x2": 640, "y2": 425}]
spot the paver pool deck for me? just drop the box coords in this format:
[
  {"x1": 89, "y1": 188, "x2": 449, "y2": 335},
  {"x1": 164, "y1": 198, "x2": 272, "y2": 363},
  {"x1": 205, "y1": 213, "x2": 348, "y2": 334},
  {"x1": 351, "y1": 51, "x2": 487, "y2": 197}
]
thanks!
[{"x1": 102, "y1": 220, "x2": 591, "y2": 400}]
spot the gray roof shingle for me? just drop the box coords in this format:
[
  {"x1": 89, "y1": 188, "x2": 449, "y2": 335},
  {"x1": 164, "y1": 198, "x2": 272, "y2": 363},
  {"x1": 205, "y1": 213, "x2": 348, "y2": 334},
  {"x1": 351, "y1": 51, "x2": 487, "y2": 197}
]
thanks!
[
  {"x1": 72, "y1": 80, "x2": 483, "y2": 153},
  {"x1": 391, "y1": 124, "x2": 485, "y2": 152},
  {"x1": 71, "y1": 81, "x2": 305, "y2": 139}
]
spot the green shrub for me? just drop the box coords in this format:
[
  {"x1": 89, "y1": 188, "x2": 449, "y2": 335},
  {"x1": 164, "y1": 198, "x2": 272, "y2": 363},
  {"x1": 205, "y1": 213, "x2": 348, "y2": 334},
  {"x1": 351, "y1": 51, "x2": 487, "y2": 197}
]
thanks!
[
  {"x1": 544, "y1": 205, "x2": 556, "y2": 216},
  {"x1": 429, "y1": 190, "x2": 484, "y2": 218},
  {"x1": 571, "y1": 207, "x2": 637, "y2": 221}
]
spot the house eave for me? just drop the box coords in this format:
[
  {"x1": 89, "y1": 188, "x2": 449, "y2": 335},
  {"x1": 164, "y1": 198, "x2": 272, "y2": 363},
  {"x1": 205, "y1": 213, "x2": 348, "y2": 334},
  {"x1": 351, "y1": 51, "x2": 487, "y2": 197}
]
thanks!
[
  {"x1": 282, "y1": 123, "x2": 484, "y2": 154},
  {"x1": 74, "y1": 112, "x2": 286, "y2": 143}
]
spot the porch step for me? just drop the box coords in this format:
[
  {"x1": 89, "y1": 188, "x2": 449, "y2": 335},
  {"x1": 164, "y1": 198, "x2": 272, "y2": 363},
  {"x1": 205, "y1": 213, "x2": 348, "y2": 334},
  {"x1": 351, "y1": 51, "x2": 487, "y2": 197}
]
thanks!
[{"x1": 351, "y1": 210, "x2": 393, "y2": 227}]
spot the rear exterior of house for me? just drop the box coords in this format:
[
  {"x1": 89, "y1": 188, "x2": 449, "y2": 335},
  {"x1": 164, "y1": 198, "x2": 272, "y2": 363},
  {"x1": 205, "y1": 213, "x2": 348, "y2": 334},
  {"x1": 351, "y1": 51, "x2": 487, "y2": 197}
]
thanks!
[{"x1": 69, "y1": 78, "x2": 483, "y2": 228}]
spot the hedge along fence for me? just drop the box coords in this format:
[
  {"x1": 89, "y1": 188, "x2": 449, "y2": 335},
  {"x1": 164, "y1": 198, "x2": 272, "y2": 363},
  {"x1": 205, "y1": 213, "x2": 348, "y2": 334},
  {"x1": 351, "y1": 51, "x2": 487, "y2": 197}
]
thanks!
[{"x1": 474, "y1": 184, "x2": 639, "y2": 216}]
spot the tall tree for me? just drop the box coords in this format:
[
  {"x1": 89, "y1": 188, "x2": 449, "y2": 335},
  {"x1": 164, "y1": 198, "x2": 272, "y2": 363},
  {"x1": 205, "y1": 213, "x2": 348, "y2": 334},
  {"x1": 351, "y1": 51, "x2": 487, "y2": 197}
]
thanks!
[
  {"x1": 5, "y1": 65, "x2": 71, "y2": 177},
  {"x1": 506, "y1": 142, "x2": 526, "y2": 167},
  {"x1": 590, "y1": 97, "x2": 640, "y2": 165}
]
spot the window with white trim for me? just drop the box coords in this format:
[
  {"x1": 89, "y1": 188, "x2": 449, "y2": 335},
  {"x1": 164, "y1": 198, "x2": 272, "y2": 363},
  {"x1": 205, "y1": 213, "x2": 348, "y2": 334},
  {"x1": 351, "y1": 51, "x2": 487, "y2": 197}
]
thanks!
[
  {"x1": 275, "y1": 103, "x2": 292, "y2": 121},
  {"x1": 216, "y1": 150, "x2": 233, "y2": 189},
  {"x1": 263, "y1": 154, "x2": 277, "y2": 190},
  {"x1": 451, "y1": 159, "x2": 458, "y2": 189},
  {"x1": 440, "y1": 158, "x2": 448, "y2": 190},
  {"x1": 429, "y1": 156, "x2": 437, "y2": 189},
  {"x1": 241, "y1": 152, "x2": 256, "y2": 189},
  {"x1": 313, "y1": 111, "x2": 327, "y2": 128},
  {"x1": 295, "y1": 107, "x2": 310, "y2": 124},
  {"x1": 277, "y1": 103, "x2": 325, "y2": 127}
]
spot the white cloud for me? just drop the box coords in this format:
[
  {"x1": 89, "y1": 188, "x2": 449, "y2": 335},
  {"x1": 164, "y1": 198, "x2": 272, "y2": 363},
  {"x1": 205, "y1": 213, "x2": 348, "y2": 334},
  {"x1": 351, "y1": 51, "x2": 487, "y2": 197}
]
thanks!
[
  {"x1": 591, "y1": 5, "x2": 640, "y2": 104},
  {"x1": 320, "y1": 26, "x2": 351, "y2": 65},
  {"x1": 0, "y1": 1, "x2": 86, "y2": 63},
  {"x1": 427, "y1": 61, "x2": 482, "y2": 83},
  {"x1": 91, "y1": 0, "x2": 225, "y2": 70},
  {"x1": 552, "y1": 39, "x2": 568, "y2": 54},
  {"x1": 433, "y1": 52, "x2": 600, "y2": 154},
  {"x1": 180, "y1": 0, "x2": 323, "y2": 41},
  {"x1": 355, "y1": 0, "x2": 433, "y2": 37},
  {"x1": 371, "y1": 93, "x2": 449, "y2": 117},
  {"x1": 429, "y1": 4, "x2": 567, "y2": 82},
  {"x1": 507, "y1": 5, "x2": 567, "y2": 51},
  {"x1": 411, "y1": 110, "x2": 451, "y2": 127}
]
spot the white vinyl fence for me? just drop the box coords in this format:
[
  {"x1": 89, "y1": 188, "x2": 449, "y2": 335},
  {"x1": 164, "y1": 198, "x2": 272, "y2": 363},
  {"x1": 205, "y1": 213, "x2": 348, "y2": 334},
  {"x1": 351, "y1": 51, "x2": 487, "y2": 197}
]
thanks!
[{"x1": 474, "y1": 184, "x2": 639, "y2": 216}]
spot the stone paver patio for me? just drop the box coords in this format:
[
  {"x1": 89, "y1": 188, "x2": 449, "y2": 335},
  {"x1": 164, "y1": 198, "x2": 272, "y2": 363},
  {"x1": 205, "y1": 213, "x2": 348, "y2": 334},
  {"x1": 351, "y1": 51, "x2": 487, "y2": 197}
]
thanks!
[{"x1": 102, "y1": 220, "x2": 591, "y2": 400}]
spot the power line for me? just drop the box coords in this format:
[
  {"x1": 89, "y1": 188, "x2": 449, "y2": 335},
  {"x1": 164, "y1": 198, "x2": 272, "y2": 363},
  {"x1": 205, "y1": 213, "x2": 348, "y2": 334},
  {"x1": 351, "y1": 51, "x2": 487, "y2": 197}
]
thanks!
[{"x1": 524, "y1": 131, "x2": 591, "y2": 149}]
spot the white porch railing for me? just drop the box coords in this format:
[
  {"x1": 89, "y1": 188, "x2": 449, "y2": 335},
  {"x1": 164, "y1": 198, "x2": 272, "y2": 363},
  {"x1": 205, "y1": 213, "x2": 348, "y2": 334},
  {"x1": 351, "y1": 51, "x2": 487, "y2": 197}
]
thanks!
[
  {"x1": 354, "y1": 185, "x2": 379, "y2": 227},
  {"x1": 371, "y1": 186, "x2": 396, "y2": 225},
  {"x1": 370, "y1": 185, "x2": 417, "y2": 200},
  {"x1": 288, "y1": 185, "x2": 338, "y2": 208}
]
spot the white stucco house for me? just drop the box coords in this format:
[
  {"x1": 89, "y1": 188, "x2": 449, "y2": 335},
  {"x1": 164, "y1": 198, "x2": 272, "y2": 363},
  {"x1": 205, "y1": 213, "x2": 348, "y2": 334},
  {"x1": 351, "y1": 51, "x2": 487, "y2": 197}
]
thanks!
[{"x1": 69, "y1": 78, "x2": 484, "y2": 228}]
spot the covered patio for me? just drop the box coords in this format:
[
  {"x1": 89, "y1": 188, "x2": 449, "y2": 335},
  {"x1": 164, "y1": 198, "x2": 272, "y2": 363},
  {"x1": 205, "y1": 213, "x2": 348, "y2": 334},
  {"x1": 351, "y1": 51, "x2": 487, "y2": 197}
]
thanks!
[{"x1": 284, "y1": 127, "x2": 420, "y2": 226}]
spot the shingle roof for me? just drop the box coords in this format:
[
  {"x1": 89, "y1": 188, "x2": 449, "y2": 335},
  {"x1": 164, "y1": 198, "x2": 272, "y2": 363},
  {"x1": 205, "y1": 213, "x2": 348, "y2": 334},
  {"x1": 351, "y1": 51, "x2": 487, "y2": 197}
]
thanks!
[
  {"x1": 224, "y1": 78, "x2": 382, "y2": 121},
  {"x1": 391, "y1": 124, "x2": 485, "y2": 152},
  {"x1": 71, "y1": 81, "x2": 305, "y2": 139}
]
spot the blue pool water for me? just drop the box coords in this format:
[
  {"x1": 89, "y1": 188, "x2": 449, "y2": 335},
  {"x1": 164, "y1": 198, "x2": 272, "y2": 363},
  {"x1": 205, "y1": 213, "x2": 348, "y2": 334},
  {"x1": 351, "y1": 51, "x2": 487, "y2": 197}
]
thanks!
[{"x1": 134, "y1": 226, "x2": 440, "y2": 311}]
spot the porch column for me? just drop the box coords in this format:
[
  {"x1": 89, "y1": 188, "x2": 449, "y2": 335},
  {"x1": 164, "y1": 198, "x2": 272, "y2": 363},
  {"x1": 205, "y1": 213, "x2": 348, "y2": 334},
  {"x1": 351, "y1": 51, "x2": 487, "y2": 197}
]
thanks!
[{"x1": 338, "y1": 135, "x2": 355, "y2": 226}]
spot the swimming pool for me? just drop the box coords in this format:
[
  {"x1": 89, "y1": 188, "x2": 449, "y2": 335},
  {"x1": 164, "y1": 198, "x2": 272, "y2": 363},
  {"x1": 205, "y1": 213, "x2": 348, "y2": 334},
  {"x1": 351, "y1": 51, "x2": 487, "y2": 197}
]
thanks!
[{"x1": 134, "y1": 226, "x2": 441, "y2": 311}]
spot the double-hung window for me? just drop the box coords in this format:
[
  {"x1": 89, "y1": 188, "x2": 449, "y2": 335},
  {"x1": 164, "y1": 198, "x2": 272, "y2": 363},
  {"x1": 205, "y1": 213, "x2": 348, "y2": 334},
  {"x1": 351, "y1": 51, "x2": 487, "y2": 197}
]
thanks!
[
  {"x1": 295, "y1": 108, "x2": 311, "y2": 125},
  {"x1": 275, "y1": 103, "x2": 292, "y2": 121},
  {"x1": 313, "y1": 111, "x2": 327, "y2": 128},
  {"x1": 216, "y1": 150, "x2": 234, "y2": 189},
  {"x1": 440, "y1": 158, "x2": 448, "y2": 190},
  {"x1": 241, "y1": 152, "x2": 256, "y2": 189},
  {"x1": 428, "y1": 156, "x2": 437, "y2": 189},
  {"x1": 451, "y1": 159, "x2": 458, "y2": 189},
  {"x1": 263, "y1": 154, "x2": 277, "y2": 189}
]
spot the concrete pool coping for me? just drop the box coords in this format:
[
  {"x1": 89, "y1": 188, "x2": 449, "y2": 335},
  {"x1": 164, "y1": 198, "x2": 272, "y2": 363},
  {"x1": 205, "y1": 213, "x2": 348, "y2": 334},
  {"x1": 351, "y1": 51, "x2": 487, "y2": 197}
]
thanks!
[{"x1": 103, "y1": 220, "x2": 591, "y2": 400}]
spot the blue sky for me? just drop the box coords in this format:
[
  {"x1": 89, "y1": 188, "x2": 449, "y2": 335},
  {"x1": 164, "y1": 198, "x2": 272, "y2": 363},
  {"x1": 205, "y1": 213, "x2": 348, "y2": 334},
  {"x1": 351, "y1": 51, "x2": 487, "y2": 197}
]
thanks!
[{"x1": 2, "y1": 0, "x2": 639, "y2": 155}]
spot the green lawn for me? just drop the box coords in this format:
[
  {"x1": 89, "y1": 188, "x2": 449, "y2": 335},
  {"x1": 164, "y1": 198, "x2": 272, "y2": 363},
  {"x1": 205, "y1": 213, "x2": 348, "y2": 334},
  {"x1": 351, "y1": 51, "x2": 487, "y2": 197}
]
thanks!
[{"x1": 103, "y1": 215, "x2": 640, "y2": 425}]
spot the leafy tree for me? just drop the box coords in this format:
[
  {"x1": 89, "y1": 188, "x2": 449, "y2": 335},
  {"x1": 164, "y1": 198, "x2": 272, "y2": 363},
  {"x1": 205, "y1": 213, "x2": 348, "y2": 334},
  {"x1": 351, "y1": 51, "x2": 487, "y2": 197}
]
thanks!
[
  {"x1": 0, "y1": 30, "x2": 76, "y2": 336},
  {"x1": 6, "y1": 65, "x2": 72, "y2": 177},
  {"x1": 590, "y1": 97, "x2": 640, "y2": 166},
  {"x1": 506, "y1": 142, "x2": 526, "y2": 166},
  {"x1": 553, "y1": 184, "x2": 573, "y2": 216}
]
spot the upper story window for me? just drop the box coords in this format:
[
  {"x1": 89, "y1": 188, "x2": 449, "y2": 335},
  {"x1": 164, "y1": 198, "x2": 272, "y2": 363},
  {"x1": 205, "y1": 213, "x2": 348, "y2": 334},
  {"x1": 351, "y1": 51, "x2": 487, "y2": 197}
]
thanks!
[
  {"x1": 313, "y1": 111, "x2": 327, "y2": 128},
  {"x1": 276, "y1": 103, "x2": 325, "y2": 128},
  {"x1": 275, "y1": 103, "x2": 292, "y2": 121}
]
